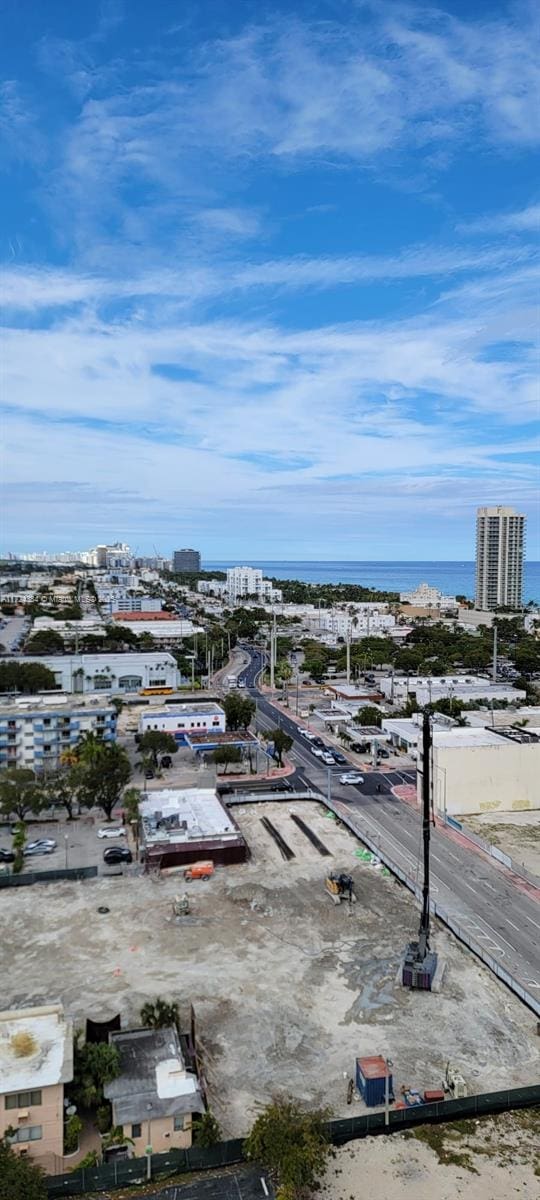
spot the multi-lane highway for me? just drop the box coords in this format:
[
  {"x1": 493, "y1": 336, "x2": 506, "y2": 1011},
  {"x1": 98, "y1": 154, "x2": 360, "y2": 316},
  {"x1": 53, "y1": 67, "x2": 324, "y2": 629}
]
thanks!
[{"x1": 237, "y1": 646, "x2": 540, "y2": 1011}]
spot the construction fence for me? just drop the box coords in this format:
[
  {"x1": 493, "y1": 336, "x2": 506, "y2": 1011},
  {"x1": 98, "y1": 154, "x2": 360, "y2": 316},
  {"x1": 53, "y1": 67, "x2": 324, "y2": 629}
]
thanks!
[
  {"x1": 0, "y1": 866, "x2": 98, "y2": 889},
  {"x1": 45, "y1": 1084, "x2": 540, "y2": 1198}
]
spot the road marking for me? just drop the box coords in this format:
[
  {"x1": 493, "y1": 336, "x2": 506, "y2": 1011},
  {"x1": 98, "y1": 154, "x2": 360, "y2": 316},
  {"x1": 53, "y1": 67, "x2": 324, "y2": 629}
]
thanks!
[
  {"x1": 521, "y1": 913, "x2": 540, "y2": 933},
  {"x1": 507, "y1": 920, "x2": 521, "y2": 932}
]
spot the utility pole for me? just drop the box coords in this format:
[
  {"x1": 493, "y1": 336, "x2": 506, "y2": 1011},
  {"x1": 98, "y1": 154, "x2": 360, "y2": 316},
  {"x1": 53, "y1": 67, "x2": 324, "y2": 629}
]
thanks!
[
  {"x1": 346, "y1": 626, "x2": 351, "y2": 685},
  {"x1": 295, "y1": 673, "x2": 300, "y2": 716},
  {"x1": 270, "y1": 613, "x2": 276, "y2": 690},
  {"x1": 492, "y1": 623, "x2": 498, "y2": 682}
]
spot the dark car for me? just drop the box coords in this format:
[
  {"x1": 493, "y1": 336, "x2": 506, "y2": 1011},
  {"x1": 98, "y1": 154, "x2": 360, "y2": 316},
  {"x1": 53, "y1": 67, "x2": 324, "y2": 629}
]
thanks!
[
  {"x1": 161, "y1": 755, "x2": 173, "y2": 768},
  {"x1": 144, "y1": 768, "x2": 155, "y2": 779},
  {"x1": 103, "y1": 847, "x2": 133, "y2": 865},
  {"x1": 350, "y1": 742, "x2": 368, "y2": 753},
  {"x1": 0, "y1": 848, "x2": 15, "y2": 863},
  {"x1": 332, "y1": 752, "x2": 347, "y2": 765},
  {"x1": 312, "y1": 737, "x2": 325, "y2": 748},
  {"x1": 377, "y1": 747, "x2": 390, "y2": 758}
]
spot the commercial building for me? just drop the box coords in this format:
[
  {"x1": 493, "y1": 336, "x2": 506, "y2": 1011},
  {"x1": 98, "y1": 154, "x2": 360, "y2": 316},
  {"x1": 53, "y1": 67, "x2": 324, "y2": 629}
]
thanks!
[
  {"x1": 139, "y1": 702, "x2": 226, "y2": 743},
  {"x1": 379, "y1": 674, "x2": 525, "y2": 707},
  {"x1": 475, "y1": 506, "x2": 525, "y2": 610},
  {"x1": 0, "y1": 652, "x2": 180, "y2": 694},
  {"x1": 0, "y1": 1004, "x2": 73, "y2": 1174},
  {"x1": 400, "y1": 582, "x2": 457, "y2": 610},
  {"x1": 419, "y1": 725, "x2": 540, "y2": 816},
  {"x1": 173, "y1": 549, "x2": 201, "y2": 573},
  {"x1": 0, "y1": 695, "x2": 116, "y2": 771},
  {"x1": 111, "y1": 613, "x2": 200, "y2": 643},
  {"x1": 30, "y1": 616, "x2": 107, "y2": 643},
  {"x1": 104, "y1": 1026, "x2": 204, "y2": 1155},
  {"x1": 140, "y1": 788, "x2": 248, "y2": 867},
  {"x1": 97, "y1": 590, "x2": 163, "y2": 614}
]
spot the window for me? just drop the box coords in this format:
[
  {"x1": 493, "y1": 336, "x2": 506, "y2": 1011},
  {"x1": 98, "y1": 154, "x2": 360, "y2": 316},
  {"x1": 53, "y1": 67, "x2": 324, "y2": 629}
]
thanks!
[
  {"x1": 131, "y1": 1123, "x2": 142, "y2": 1139},
  {"x1": 173, "y1": 1115, "x2": 185, "y2": 1131},
  {"x1": 5, "y1": 1090, "x2": 42, "y2": 1109},
  {"x1": 43, "y1": 718, "x2": 51, "y2": 727},
  {"x1": 9, "y1": 1126, "x2": 42, "y2": 1143}
]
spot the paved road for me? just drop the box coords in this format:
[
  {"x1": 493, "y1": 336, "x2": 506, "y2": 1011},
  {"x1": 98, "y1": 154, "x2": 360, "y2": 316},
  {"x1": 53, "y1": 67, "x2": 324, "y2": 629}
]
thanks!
[
  {"x1": 115, "y1": 1166, "x2": 274, "y2": 1199},
  {"x1": 239, "y1": 649, "x2": 540, "y2": 1007},
  {"x1": 0, "y1": 614, "x2": 29, "y2": 652}
]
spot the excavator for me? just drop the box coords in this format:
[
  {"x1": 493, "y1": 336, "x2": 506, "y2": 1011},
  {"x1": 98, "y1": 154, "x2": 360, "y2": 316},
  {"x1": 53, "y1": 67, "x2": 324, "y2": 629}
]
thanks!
[{"x1": 325, "y1": 872, "x2": 356, "y2": 905}]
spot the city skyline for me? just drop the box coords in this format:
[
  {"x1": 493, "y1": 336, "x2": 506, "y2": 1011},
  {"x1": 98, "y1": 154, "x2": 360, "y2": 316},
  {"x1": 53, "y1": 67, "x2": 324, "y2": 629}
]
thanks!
[{"x1": 2, "y1": 1, "x2": 539, "y2": 558}]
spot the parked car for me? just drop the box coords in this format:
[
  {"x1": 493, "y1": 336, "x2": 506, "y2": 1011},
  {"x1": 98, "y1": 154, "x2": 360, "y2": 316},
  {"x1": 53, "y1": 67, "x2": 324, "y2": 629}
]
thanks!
[
  {"x1": 97, "y1": 827, "x2": 126, "y2": 839},
  {"x1": 311, "y1": 747, "x2": 324, "y2": 758},
  {"x1": 321, "y1": 752, "x2": 336, "y2": 765},
  {"x1": 312, "y1": 737, "x2": 325, "y2": 748},
  {"x1": 144, "y1": 768, "x2": 155, "y2": 779},
  {"x1": 103, "y1": 846, "x2": 133, "y2": 865},
  {"x1": 24, "y1": 839, "x2": 57, "y2": 856},
  {"x1": 377, "y1": 747, "x2": 390, "y2": 759},
  {"x1": 332, "y1": 752, "x2": 347, "y2": 765},
  {"x1": 0, "y1": 848, "x2": 15, "y2": 863},
  {"x1": 160, "y1": 755, "x2": 172, "y2": 768},
  {"x1": 350, "y1": 741, "x2": 368, "y2": 754},
  {"x1": 340, "y1": 772, "x2": 364, "y2": 785}
]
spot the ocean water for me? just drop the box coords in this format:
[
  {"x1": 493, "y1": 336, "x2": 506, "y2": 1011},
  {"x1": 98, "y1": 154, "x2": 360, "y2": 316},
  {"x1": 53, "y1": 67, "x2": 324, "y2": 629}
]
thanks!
[{"x1": 206, "y1": 561, "x2": 540, "y2": 604}]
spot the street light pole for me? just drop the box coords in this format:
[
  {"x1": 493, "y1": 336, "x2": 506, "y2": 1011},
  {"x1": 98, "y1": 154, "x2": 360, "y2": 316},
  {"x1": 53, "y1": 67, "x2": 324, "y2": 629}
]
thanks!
[
  {"x1": 327, "y1": 765, "x2": 331, "y2": 809},
  {"x1": 146, "y1": 1104, "x2": 152, "y2": 1180},
  {"x1": 64, "y1": 834, "x2": 69, "y2": 869},
  {"x1": 384, "y1": 1057, "x2": 393, "y2": 1127}
]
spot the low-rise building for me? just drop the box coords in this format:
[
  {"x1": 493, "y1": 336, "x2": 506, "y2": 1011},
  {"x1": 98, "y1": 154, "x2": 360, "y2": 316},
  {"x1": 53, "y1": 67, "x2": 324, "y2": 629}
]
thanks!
[
  {"x1": 139, "y1": 702, "x2": 226, "y2": 743},
  {"x1": 306, "y1": 611, "x2": 395, "y2": 638},
  {"x1": 111, "y1": 613, "x2": 200, "y2": 643},
  {"x1": 419, "y1": 725, "x2": 540, "y2": 816},
  {"x1": 380, "y1": 674, "x2": 525, "y2": 707},
  {"x1": 140, "y1": 788, "x2": 248, "y2": 867},
  {"x1": 0, "y1": 1004, "x2": 73, "y2": 1174},
  {"x1": 97, "y1": 591, "x2": 163, "y2": 614},
  {"x1": 104, "y1": 1025, "x2": 204, "y2": 1155},
  {"x1": 30, "y1": 616, "x2": 107, "y2": 642},
  {"x1": 198, "y1": 567, "x2": 282, "y2": 604},
  {"x1": 0, "y1": 652, "x2": 180, "y2": 694},
  {"x1": 0, "y1": 694, "x2": 116, "y2": 771}
]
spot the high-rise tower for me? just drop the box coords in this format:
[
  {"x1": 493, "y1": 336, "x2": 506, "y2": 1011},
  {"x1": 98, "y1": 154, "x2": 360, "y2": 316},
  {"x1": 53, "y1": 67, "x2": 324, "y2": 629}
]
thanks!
[{"x1": 475, "y1": 507, "x2": 525, "y2": 610}]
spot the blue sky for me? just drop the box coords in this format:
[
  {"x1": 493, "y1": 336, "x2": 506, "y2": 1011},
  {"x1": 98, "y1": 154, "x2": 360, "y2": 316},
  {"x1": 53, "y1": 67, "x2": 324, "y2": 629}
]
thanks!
[{"x1": 1, "y1": 0, "x2": 539, "y2": 560}]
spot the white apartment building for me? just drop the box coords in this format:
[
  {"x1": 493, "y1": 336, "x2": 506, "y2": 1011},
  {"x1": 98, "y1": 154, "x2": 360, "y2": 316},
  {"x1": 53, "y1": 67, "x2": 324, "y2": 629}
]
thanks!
[
  {"x1": 400, "y1": 581, "x2": 457, "y2": 609},
  {"x1": 380, "y1": 674, "x2": 526, "y2": 706},
  {"x1": 86, "y1": 543, "x2": 133, "y2": 569},
  {"x1": 96, "y1": 589, "x2": 162, "y2": 614},
  {"x1": 307, "y1": 611, "x2": 395, "y2": 639},
  {"x1": 198, "y1": 568, "x2": 282, "y2": 604},
  {"x1": 419, "y1": 725, "x2": 540, "y2": 816},
  {"x1": 0, "y1": 652, "x2": 180, "y2": 694},
  {"x1": 475, "y1": 506, "x2": 525, "y2": 610},
  {"x1": 0, "y1": 695, "x2": 116, "y2": 771}
]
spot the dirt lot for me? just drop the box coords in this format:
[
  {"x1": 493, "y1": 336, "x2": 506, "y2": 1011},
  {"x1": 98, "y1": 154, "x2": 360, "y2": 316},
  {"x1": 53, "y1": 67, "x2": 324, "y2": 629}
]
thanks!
[
  {"x1": 462, "y1": 811, "x2": 540, "y2": 879},
  {"x1": 320, "y1": 1109, "x2": 540, "y2": 1199},
  {"x1": 2, "y1": 801, "x2": 539, "y2": 1137}
]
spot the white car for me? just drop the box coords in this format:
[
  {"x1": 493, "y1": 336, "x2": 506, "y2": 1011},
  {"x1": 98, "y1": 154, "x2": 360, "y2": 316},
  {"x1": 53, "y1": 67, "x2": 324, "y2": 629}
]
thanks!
[
  {"x1": 299, "y1": 729, "x2": 314, "y2": 740},
  {"x1": 97, "y1": 827, "x2": 126, "y2": 839},
  {"x1": 311, "y1": 747, "x2": 324, "y2": 758},
  {"x1": 321, "y1": 752, "x2": 336, "y2": 765},
  {"x1": 340, "y1": 772, "x2": 364, "y2": 785}
]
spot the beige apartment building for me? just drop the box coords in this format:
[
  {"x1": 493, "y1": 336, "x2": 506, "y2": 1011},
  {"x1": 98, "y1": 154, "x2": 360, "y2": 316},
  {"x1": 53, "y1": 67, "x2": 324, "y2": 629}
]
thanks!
[
  {"x1": 104, "y1": 1025, "x2": 205, "y2": 1155},
  {"x1": 0, "y1": 1004, "x2": 73, "y2": 1174}
]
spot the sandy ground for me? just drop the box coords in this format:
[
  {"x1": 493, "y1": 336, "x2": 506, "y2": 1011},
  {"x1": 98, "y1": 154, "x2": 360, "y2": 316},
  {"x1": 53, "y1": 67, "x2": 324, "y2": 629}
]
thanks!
[
  {"x1": 463, "y1": 811, "x2": 540, "y2": 878},
  {"x1": 2, "y1": 801, "x2": 539, "y2": 1138},
  {"x1": 320, "y1": 1110, "x2": 540, "y2": 1199}
]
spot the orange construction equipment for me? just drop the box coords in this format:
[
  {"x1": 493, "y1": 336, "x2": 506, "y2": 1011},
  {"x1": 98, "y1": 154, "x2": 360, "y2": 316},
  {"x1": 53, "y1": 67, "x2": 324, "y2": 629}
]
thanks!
[{"x1": 184, "y1": 860, "x2": 215, "y2": 881}]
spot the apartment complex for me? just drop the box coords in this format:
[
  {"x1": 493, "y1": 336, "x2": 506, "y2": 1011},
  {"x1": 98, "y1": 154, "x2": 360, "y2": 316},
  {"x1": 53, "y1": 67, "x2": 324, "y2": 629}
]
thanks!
[
  {"x1": 172, "y1": 548, "x2": 201, "y2": 573},
  {"x1": 198, "y1": 566, "x2": 282, "y2": 604},
  {"x1": 0, "y1": 1004, "x2": 73, "y2": 1174},
  {"x1": 475, "y1": 506, "x2": 525, "y2": 610},
  {"x1": 104, "y1": 1026, "x2": 204, "y2": 1154},
  {"x1": 0, "y1": 695, "x2": 116, "y2": 771},
  {"x1": 400, "y1": 581, "x2": 457, "y2": 609}
]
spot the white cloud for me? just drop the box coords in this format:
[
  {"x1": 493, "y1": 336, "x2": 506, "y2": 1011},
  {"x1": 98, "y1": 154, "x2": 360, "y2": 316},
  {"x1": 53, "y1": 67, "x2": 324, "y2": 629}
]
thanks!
[{"x1": 457, "y1": 203, "x2": 540, "y2": 235}]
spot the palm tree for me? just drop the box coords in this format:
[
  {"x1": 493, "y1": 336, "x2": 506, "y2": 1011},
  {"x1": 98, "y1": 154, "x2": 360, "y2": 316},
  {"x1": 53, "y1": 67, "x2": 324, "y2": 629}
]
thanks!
[{"x1": 140, "y1": 998, "x2": 180, "y2": 1029}]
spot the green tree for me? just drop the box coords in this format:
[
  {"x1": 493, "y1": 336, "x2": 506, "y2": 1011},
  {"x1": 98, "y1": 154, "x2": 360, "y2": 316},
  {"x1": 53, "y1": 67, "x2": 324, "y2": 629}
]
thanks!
[
  {"x1": 244, "y1": 1099, "x2": 330, "y2": 1200},
  {"x1": 123, "y1": 787, "x2": 141, "y2": 824},
  {"x1": 271, "y1": 728, "x2": 293, "y2": 767},
  {"x1": 138, "y1": 730, "x2": 178, "y2": 766},
  {"x1": 72, "y1": 740, "x2": 131, "y2": 821},
  {"x1": 303, "y1": 658, "x2": 326, "y2": 683},
  {"x1": 353, "y1": 706, "x2": 382, "y2": 727},
  {"x1": 193, "y1": 1110, "x2": 221, "y2": 1147},
  {"x1": 0, "y1": 769, "x2": 45, "y2": 822},
  {"x1": 0, "y1": 1135, "x2": 46, "y2": 1200},
  {"x1": 140, "y1": 998, "x2": 180, "y2": 1029},
  {"x1": 212, "y1": 746, "x2": 243, "y2": 773},
  {"x1": 24, "y1": 629, "x2": 65, "y2": 654},
  {"x1": 223, "y1": 692, "x2": 256, "y2": 730},
  {"x1": 72, "y1": 1038, "x2": 120, "y2": 1110},
  {"x1": 0, "y1": 662, "x2": 57, "y2": 693}
]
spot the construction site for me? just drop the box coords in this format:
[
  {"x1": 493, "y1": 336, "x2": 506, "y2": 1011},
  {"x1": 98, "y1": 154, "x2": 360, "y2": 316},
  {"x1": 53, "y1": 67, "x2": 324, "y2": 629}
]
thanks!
[{"x1": 3, "y1": 797, "x2": 539, "y2": 1139}]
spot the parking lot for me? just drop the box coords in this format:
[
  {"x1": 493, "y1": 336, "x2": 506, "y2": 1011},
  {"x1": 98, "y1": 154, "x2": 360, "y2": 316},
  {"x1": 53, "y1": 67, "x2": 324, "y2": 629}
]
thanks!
[{"x1": 0, "y1": 813, "x2": 134, "y2": 877}]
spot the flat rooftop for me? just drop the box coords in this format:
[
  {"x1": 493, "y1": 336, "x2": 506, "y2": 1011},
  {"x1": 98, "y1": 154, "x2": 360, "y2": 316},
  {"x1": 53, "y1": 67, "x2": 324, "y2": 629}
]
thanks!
[
  {"x1": 0, "y1": 1004, "x2": 73, "y2": 1093},
  {"x1": 142, "y1": 702, "x2": 224, "y2": 717},
  {"x1": 140, "y1": 788, "x2": 238, "y2": 845},
  {"x1": 432, "y1": 727, "x2": 540, "y2": 749},
  {"x1": 0, "y1": 694, "x2": 115, "y2": 715},
  {"x1": 104, "y1": 1026, "x2": 204, "y2": 1123}
]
